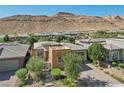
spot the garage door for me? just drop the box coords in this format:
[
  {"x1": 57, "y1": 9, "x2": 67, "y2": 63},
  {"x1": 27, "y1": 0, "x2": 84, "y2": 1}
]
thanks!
[{"x1": 0, "y1": 59, "x2": 19, "y2": 72}]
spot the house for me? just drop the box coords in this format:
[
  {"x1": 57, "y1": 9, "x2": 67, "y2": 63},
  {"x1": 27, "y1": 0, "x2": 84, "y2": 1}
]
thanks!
[
  {"x1": 76, "y1": 38, "x2": 124, "y2": 63},
  {"x1": 33, "y1": 41, "x2": 61, "y2": 61},
  {"x1": 104, "y1": 44, "x2": 123, "y2": 62},
  {"x1": 49, "y1": 46, "x2": 70, "y2": 69},
  {"x1": 0, "y1": 43, "x2": 30, "y2": 72},
  {"x1": 33, "y1": 41, "x2": 87, "y2": 68}
]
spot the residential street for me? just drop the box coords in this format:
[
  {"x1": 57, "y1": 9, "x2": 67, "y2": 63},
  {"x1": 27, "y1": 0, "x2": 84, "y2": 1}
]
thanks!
[{"x1": 80, "y1": 63, "x2": 121, "y2": 87}]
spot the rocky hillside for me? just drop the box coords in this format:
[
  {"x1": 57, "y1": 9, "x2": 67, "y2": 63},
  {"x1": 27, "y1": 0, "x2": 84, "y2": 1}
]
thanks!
[{"x1": 0, "y1": 12, "x2": 124, "y2": 35}]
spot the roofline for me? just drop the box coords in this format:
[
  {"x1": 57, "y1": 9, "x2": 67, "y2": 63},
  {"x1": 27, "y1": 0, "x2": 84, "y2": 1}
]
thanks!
[{"x1": 0, "y1": 56, "x2": 25, "y2": 60}]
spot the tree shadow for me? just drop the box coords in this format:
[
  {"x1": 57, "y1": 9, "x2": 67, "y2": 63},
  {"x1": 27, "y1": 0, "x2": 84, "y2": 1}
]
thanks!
[
  {"x1": 77, "y1": 76, "x2": 109, "y2": 87},
  {"x1": 82, "y1": 63, "x2": 93, "y2": 71}
]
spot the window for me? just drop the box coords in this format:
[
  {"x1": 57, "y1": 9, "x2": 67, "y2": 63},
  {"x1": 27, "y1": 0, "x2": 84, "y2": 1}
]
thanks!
[
  {"x1": 37, "y1": 49, "x2": 43, "y2": 58},
  {"x1": 111, "y1": 51, "x2": 119, "y2": 60}
]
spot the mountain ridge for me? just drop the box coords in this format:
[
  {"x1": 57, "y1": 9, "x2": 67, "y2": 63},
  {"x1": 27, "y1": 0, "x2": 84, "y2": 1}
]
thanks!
[{"x1": 0, "y1": 12, "x2": 124, "y2": 35}]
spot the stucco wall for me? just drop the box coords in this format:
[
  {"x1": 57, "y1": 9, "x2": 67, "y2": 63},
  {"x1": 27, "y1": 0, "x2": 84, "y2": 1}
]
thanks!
[{"x1": 49, "y1": 47, "x2": 70, "y2": 68}]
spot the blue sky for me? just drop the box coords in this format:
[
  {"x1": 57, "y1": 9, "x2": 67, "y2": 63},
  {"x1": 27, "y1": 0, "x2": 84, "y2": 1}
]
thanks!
[{"x1": 0, "y1": 5, "x2": 124, "y2": 18}]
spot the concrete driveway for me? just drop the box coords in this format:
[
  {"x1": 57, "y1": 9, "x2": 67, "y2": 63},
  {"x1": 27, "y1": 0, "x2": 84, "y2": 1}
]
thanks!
[
  {"x1": 80, "y1": 63, "x2": 121, "y2": 87},
  {"x1": 0, "y1": 71, "x2": 17, "y2": 87}
]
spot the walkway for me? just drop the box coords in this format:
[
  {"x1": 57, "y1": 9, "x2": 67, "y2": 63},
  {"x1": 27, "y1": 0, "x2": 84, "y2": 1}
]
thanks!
[{"x1": 80, "y1": 63, "x2": 121, "y2": 87}]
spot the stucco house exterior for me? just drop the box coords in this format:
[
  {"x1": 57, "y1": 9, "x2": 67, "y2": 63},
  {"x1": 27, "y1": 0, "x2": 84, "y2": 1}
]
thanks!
[
  {"x1": 33, "y1": 41, "x2": 87, "y2": 69},
  {"x1": 76, "y1": 38, "x2": 124, "y2": 63},
  {"x1": 0, "y1": 43, "x2": 30, "y2": 72},
  {"x1": 104, "y1": 44, "x2": 123, "y2": 62}
]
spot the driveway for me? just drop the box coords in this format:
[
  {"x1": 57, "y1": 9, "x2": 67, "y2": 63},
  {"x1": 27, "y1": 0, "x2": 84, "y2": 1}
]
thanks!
[
  {"x1": 80, "y1": 63, "x2": 121, "y2": 87},
  {"x1": 0, "y1": 71, "x2": 17, "y2": 87}
]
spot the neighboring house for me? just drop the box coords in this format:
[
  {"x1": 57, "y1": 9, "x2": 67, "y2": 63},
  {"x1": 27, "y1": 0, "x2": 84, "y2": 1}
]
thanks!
[
  {"x1": 0, "y1": 43, "x2": 30, "y2": 72},
  {"x1": 76, "y1": 38, "x2": 124, "y2": 63},
  {"x1": 33, "y1": 41, "x2": 87, "y2": 68},
  {"x1": 104, "y1": 44, "x2": 123, "y2": 62}
]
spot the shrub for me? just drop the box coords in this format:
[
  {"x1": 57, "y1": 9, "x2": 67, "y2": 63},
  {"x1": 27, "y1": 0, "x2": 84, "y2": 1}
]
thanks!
[
  {"x1": 51, "y1": 68, "x2": 61, "y2": 80},
  {"x1": 26, "y1": 57, "x2": 44, "y2": 72},
  {"x1": 63, "y1": 77, "x2": 76, "y2": 87},
  {"x1": 63, "y1": 78, "x2": 70, "y2": 85},
  {"x1": 118, "y1": 63, "x2": 124, "y2": 68},
  {"x1": 104, "y1": 71, "x2": 110, "y2": 75},
  {"x1": 16, "y1": 68, "x2": 28, "y2": 86},
  {"x1": 3, "y1": 35, "x2": 10, "y2": 42},
  {"x1": 26, "y1": 57, "x2": 44, "y2": 82},
  {"x1": 112, "y1": 61, "x2": 118, "y2": 67}
]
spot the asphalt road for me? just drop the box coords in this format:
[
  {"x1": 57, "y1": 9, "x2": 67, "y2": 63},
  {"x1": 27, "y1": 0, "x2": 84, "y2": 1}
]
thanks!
[{"x1": 0, "y1": 71, "x2": 16, "y2": 87}]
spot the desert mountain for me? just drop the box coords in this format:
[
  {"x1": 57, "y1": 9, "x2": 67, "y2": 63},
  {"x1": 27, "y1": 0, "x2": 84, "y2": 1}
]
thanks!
[{"x1": 0, "y1": 12, "x2": 124, "y2": 35}]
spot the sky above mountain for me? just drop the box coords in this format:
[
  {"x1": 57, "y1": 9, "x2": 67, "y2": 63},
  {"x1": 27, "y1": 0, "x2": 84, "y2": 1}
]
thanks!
[{"x1": 0, "y1": 5, "x2": 124, "y2": 18}]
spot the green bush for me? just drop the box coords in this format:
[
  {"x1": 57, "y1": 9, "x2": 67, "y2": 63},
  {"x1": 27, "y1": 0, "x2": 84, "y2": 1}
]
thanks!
[
  {"x1": 63, "y1": 78, "x2": 76, "y2": 87},
  {"x1": 63, "y1": 78, "x2": 69, "y2": 85},
  {"x1": 118, "y1": 63, "x2": 124, "y2": 68},
  {"x1": 26, "y1": 57, "x2": 44, "y2": 72},
  {"x1": 26, "y1": 57, "x2": 44, "y2": 82},
  {"x1": 51, "y1": 68, "x2": 61, "y2": 80},
  {"x1": 16, "y1": 68, "x2": 28, "y2": 85},
  {"x1": 112, "y1": 61, "x2": 118, "y2": 67}
]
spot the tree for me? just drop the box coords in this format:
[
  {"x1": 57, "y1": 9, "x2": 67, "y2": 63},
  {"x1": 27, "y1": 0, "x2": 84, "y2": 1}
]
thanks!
[
  {"x1": 26, "y1": 57, "x2": 44, "y2": 81},
  {"x1": 96, "y1": 30, "x2": 107, "y2": 35},
  {"x1": 26, "y1": 34, "x2": 38, "y2": 46},
  {"x1": 16, "y1": 68, "x2": 28, "y2": 84},
  {"x1": 68, "y1": 37, "x2": 75, "y2": 43},
  {"x1": 88, "y1": 43, "x2": 105, "y2": 64},
  {"x1": 3, "y1": 35, "x2": 10, "y2": 42},
  {"x1": 51, "y1": 68, "x2": 61, "y2": 80},
  {"x1": 55, "y1": 35, "x2": 67, "y2": 42},
  {"x1": 62, "y1": 52, "x2": 82, "y2": 83},
  {"x1": 26, "y1": 57, "x2": 44, "y2": 72}
]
